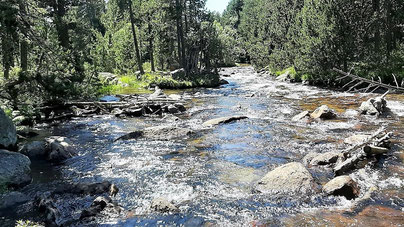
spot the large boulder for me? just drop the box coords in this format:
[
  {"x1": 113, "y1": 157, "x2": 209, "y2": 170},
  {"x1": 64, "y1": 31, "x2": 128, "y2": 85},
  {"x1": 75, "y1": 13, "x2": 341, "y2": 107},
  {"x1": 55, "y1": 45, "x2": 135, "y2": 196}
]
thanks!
[
  {"x1": 0, "y1": 191, "x2": 30, "y2": 209},
  {"x1": 202, "y1": 116, "x2": 248, "y2": 127},
  {"x1": 19, "y1": 141, "x2": 47, "y2": 158},
  {"x1": 323, "y1": 175, "x2": 360, "y2": 200},
  {"x1": 45, "y1": 136, "x2": 76, "y2": 163},
  {"x1": 0, "y1": 108, "x2": 17, "y2": 149},
  {"x1": 310, "y1": 105, "x2": 336, "y2": 119},
  {"x1": 256, "y1": 162, "x2": 318, "y2": 195},
  {"x1": 0, "y1": 149, "x2": 31, "y2": 187}
]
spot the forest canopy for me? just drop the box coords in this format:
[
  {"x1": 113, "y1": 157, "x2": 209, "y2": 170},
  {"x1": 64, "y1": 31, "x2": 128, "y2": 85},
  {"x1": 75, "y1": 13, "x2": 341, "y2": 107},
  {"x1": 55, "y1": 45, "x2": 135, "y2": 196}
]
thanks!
[{"x1": 1, "y1": 0, "x2": 404, "y2": 110}]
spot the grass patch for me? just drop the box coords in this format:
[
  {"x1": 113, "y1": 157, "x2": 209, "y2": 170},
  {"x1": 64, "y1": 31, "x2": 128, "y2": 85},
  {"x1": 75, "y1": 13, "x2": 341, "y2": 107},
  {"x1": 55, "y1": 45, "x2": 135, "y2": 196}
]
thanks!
[
  {"x1": 276, "y1": 66, "x2": 297, "y2": 78},
  {"x1": 99, "y1": 72, "x2": 221, "y2": 95},
  {"x1": 235, "y1": 63, "x2": 251, "y2": 67}
]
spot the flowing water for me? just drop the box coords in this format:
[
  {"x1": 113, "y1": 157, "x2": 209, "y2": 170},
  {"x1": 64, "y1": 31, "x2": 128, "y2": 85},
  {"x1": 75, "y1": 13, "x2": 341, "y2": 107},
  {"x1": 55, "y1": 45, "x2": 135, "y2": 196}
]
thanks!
[{"x1": 1, "y1": 67, "x2": 404, "y2": 226}]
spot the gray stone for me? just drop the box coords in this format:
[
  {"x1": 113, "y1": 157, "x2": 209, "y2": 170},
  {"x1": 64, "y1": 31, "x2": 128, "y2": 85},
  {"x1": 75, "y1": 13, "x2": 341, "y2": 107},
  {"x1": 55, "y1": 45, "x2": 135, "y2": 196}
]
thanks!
[
  {"x1": 310, "y1": 105, "x2": 336, "y2": 119},
  {"x1": 151, "y1": 197, "x2": 178, "y2": 213},
  {"x1": 323, "y1": 175, "x2": 360, "y2": 200},
  {"x1": 359, "y1": 97, "x2": 386, "y2": 115},
  {"x1": 0, "y1": 192, "x2": 30, "y2": 209},
  {"x1": 144, "y1": 126, "x2": 193, "y2": 141},
  {"x1": 19, "y1": 141, "x2": 47, "y2": 157},
  {"x1": 310, "y1": 152, "x2": 340, "y2": 166},
  {"x1": 292, "y1": 111, "x2": 310, "y2": 121},
  {"x1": 202, "y1": 115, "x2": 248, "y2": 127},
  {"x1": 0, "y1": 149, "x2": 31, "y2": 187},
  {"x1": 0, "y1": 108, "x2": 17, "y2": 149},
  {"x1": 45, "y1": 136, "x2": 75, "y2": 163},
  {"x1": 256, "y1": 162, "x2": 318, "y2": 195}
]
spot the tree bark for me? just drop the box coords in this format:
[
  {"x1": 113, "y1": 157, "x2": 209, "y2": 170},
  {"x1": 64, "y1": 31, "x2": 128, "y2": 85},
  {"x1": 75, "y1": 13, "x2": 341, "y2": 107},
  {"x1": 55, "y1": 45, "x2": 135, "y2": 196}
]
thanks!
[
  {"x1": 175, "y1": 0, "x2": 186, "y2": 73},
  {"x1": 128, "y1": 0, "x2": 144, "y2": 74},
  {"x1": 148, "y1": 17, "x2": 155, "y2": 72}
]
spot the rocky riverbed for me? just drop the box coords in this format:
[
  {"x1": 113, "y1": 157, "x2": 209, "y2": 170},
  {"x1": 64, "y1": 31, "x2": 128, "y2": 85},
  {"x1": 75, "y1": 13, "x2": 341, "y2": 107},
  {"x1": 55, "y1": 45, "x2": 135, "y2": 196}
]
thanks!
[{"x1": 1, "y1": 66, "x2": 403, "y2": 226}]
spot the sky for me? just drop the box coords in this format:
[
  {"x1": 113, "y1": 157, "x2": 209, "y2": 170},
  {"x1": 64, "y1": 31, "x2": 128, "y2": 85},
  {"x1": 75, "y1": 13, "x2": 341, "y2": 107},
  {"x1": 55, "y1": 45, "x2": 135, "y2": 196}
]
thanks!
[{"x1": 206, "y1": 0, "x2": 231, "y2": 13}]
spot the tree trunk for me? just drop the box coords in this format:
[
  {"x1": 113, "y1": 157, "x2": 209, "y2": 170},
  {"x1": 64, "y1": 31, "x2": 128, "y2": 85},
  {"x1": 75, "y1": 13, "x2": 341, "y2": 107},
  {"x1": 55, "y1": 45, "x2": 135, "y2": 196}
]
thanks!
[
  {"x1": 18, "y1": 1, "x2": 28, "y2": 73},
  {"x1": 2, "y1": 35, "x2": 12, "y2": 79},
  {"x1": 175, "y1": 0, "x2": 186, "y2": 73},
  {"x1": 54, "y1": 0, "x2": 69, "y2": 48},
  {"x1": 148, "y1": 18, "x2": 155, "y2": 72},
  {"x1": 128, "y1": 0, "x2": 144, "y2": 74}
]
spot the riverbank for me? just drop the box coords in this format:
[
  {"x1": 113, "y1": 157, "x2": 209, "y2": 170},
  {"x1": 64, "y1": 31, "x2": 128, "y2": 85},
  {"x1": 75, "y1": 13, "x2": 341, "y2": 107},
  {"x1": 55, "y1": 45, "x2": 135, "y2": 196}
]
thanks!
[{"x1": 98, "y1": 70, "x2": 226, "y2": 95}]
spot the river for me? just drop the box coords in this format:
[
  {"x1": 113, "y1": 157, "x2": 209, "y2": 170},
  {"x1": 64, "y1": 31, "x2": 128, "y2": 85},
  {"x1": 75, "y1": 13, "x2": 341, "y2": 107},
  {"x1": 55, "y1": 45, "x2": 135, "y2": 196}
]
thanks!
[{"x1": 2, "y1": 66, "x2": 403, "y2": 226}]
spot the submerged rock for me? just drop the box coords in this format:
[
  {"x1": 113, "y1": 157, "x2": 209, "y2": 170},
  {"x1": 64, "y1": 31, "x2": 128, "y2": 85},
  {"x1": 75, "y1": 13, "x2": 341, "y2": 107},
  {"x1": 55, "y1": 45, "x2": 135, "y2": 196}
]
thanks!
[
  {"x1": 80, "y1": 196, "x2": 121, "y2": 219},
  {"x1": 0, "y1": 149, "x2": 31, "y2": 187},
  {"x1": 151, "y1": 197, "x2": 178, "y2": 213},
  {"x1": 55, "y1": 181, "x2": 112, "y2": 195},
  {"x1": 202, "y1": 115, "x2": 248, "y2": 127},
  {"x1": 19, "y1": 141, "x2": 47, "y2": 157},
  {"x1": 310, "y1": 152, "x2": 340, "y2": 166},
  {"x1": 256, "y1": 162, "x2": 318, "y2": 195},
  {"x1": 292, "y1": 111, "x2": 310, "y2": 121},
  {"x1": 36, "y1": 195, "x2": 60, "y2": 226},
  {"x1": 0, "y1": 108, "x2": 17, "y2": 149},
  {"x1": 310, "y1": 105, "x2": 336, "y2": 119},
  {"x1": 0, "y1": 191, "x2": 30, "y2": 209},
  {"x1": 323, "y1": 175, "x2": 360, "y2": 200},
  {"x1": 144, "y1": 126, "x2": 193, "y2": 140}
]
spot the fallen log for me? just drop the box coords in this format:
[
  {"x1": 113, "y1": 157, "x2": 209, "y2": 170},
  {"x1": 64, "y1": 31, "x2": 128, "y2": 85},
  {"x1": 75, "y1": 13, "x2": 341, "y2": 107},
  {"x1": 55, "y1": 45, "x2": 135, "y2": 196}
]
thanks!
[
  {"x1": 335, "y1": 130, "x2": 393, "y2": 175},
  {"x1": 333, "y1": 68, "x2": 404, "y2": 93},
  {"x1": 363, "y1": 145, "x2": 389, "y2": 155},
  {"x1": 341, "y1": 127, "x2": 386, "y2": 157}
]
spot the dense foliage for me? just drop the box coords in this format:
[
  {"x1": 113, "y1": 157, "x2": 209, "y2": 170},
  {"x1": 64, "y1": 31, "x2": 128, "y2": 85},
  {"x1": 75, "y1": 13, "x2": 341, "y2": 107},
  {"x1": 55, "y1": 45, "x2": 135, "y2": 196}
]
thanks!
[
  {"x1": 225, "y1": 0, "x2": 404, "y2": 84},
  {"x1": 0, "y1": 0, "x2": 234, "y2": 110},
  {"x1": 1, "y1": 0, "x2": 404, "y2": 112}
]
